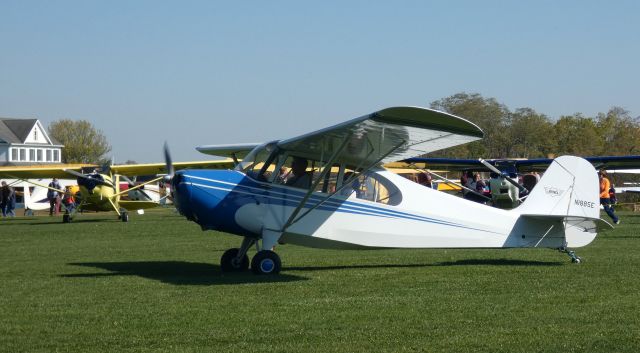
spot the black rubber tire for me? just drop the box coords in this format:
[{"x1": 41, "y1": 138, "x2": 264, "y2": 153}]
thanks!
[
  {"x1": 121, "y1": 213, "x2": 129, "y2": 222},
  {"x1": 220, "y1": 248, "x2": 249, "y2": 272},
  {"x1": 251, "y1": 250, "x2": 281, "y2": 275},
  {"x1": 63, "y1": 214, "x2": 71, "y2": 223}
]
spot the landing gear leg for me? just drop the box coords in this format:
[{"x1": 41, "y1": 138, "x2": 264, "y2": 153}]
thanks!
[
  {"x1": 559, "y1": 247, "x2": 582, "y2": 263},
  {"x1": 220, "y1": 237, "x2": 254, "y2": 272}
]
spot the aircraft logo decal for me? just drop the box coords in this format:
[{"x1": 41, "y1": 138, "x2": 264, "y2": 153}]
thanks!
[{"x1": 544, "y1": 187, "x2": 564, "y2": 197}]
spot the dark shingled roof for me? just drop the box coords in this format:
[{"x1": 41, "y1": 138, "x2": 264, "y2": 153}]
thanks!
[{"x1": 0, "y1": 118, "x2": 52, "y2": 144}]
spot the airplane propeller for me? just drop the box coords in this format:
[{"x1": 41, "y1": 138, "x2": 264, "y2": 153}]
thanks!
[
  {"x1": 163, "y1": 142, "x2": 175, "y2": 182},
  {"x1": 478, "y1": 158, "x2": 527, "y2": 193},
  {"x1": 63, "y1": 168, "x2": 113, "y2": 188}
]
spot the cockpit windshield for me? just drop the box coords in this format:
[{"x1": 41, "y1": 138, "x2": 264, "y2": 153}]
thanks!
[{"x1": 235, "y1": 141, "x2": 279, "y2": 177}]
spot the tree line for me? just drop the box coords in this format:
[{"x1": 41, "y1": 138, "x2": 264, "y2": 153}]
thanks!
[
  {"x1": 429, "y1": 92, "x2": 640, "y2": 159},
  {"x1": 45, "y1": 92, "x2": 639, "y2": 164}
]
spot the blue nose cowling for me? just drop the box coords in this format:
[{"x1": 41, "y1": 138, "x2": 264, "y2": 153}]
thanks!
[{"x1": 171, "y1": 170, "x2": 248, "y2": 233}]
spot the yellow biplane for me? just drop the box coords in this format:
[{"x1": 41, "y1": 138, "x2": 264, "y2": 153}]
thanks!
[{"x1": 0, "y1": 159, "x2": 234, "y2": 222}]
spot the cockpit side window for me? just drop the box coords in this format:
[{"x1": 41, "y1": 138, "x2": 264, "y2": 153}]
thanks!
[{"x1": 340, "y1": 172, "x2": 402, "y2": 206}]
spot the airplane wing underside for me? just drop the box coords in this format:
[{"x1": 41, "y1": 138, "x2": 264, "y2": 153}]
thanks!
[{"x1": 197, "y1": 106, "x2": 484, "y2": 166}]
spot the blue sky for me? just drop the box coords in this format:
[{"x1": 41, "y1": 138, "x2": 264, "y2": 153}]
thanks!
[{"x1": 1, "y1": 1, "x2": 638, "y2": 162}]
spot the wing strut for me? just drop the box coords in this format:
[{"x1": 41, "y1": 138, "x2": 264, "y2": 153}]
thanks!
[
  {"x1": 281, "y1": 138, "x2": 407, "y2": 233},
  {"x1": 280, "y1": 133, "x2": 353, "y2": 232}
]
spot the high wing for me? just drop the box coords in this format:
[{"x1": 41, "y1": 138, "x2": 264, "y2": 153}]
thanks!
[
  {"x1": 110, "y1": 159, "x2": 235, "y2": 177},
  {"x1": 197, "y1": 107, "x2": 484, "y2": 166},
  {"x1": 401, "y1": 155, "x2": 640, "y2": 173},
  {"x1": 196, "y1": 143, "x2": 262, "y2": 160},
  {"x1": 118, "y1": 200, "x2": 163, "y2": 211},
  {"x1": 0, "y1": 164, "x2": 97, "y2": 179}
]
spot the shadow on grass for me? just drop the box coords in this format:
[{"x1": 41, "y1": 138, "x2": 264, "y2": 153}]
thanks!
[
  {"x1": 60, "y1": 261, "x2": 307, "y2": 286},
  {"x1": 23, "y1": 219, "x2": 114, "y2": 225},
  {"x1": 287, "y1": 258, "x2": 563, "y2": 272}
]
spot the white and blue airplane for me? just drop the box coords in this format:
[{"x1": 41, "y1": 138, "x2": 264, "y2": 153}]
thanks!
[{"x1": 165, "y1": 106, "x2": 605, "y2": 275}]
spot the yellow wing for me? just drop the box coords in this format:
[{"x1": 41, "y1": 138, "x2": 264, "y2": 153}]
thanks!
[
  {"x1": 109, "y1": 159, "x2": 235, "y2": 177},
  {"x1": 0, "y1": 164, "x2": 97, "y2": 179},
  {"x1": 118, "y1": 200, "x2": 161, "y2": 211}
]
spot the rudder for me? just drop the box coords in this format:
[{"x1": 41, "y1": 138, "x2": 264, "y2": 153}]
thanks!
[{"x1": 517, "y1": 156, "x2": 599, "y2": 219}]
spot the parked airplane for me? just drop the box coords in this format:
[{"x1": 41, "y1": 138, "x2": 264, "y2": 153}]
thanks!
[
  {"x1": 0, "y1": 160, "x2": 234, "y2": 222},
  {"x1": 398, "y1": 155, "x2": 640, "y2": 208},
  {"x1": 164, "y1": 106, "x2": 605, "y2": 275}
]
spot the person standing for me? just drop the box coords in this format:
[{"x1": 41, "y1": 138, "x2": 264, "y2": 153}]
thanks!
[
  {"x1": 47, "y1": 178, "x2": 62, "y2": 216},
  {"x1": 599, "y1": 171, "x2": 619, "y2": 224},
  {"x1": 1, "y1": 181, "x2": 16, "y2": 217}
]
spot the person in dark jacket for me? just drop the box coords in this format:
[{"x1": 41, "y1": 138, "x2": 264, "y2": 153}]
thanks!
[{"x1": 1, "y1": 181, "x2": 16, "y2": 217}]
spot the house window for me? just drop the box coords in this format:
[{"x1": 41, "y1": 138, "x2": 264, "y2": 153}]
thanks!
[
  {"x1": 19, "y1": 148, "x2": 26, "y2": 161},
  {"x1": 37, "y1": 149, "x2": 43, "y2": 162},
  {"x1": 34, "y1": 128, "x2": 38, "y2": 141},
  {"x1": 29, "y1": 149, "x2": 35, "y2": 161},
  {"x1": 11, "y1": 148, "x2": 18, "y2": 161},
  {"x1": 53, "y1": 150, "x2": 60, "y2": 162},
  {"x1": 46, "y1": 149, "x2": 52, "y2": 162}
]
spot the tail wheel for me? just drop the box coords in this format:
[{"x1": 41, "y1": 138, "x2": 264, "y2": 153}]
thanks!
[
  {"x1": 220, "y1": 248, "x2": 249, "y2": 272},
  {"x1": 251, "y1": 250, "x2": 281, "y2": 275}
]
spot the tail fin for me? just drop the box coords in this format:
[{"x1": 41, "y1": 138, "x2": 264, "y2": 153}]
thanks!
[
  {"x1": 517, "y1": 156, "x2": 600, "y2": 219},
  {"x1": 516, "y1": 156, "x2": 601, "y2": 248}
]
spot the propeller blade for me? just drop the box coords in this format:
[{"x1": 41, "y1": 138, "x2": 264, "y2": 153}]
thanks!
[
  {"x1": 164, "y1": 142, "x2": 175, "y2": 181},
  {"x1": 63, "y1": 169, "x2": 112, "y2": 186},
  {"x1": 478, "y1": 158, "x2": 526, "y2": 192}
]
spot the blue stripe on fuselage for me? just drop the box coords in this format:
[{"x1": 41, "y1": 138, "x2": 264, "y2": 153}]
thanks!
[{"x1": 175, "y1": 169, "x2": 498, "y2": 234}]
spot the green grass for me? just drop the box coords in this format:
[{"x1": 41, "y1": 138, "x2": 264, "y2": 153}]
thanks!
[{"x1": 1, "y1": 209, "x2": 639, "y2": 353}]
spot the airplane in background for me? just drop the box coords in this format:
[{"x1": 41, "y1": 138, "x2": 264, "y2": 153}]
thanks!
[
  {"x1": 0, "y1": 160, "x2": 234, "y2": 222},
  {"x1": 162, "y1": 106, "x2": 606, "y2": 275},
  {"x1": 394, "y1": 155, "x2": 640, "y2": 209}
]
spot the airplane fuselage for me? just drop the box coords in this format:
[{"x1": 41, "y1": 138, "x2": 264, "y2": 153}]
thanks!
[{"x1": 172, "y1": 167, "x2": 595, "y2": 250}]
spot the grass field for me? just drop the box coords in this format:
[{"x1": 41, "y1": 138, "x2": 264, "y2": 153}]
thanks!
[{"x1": 1, "y1": 208, "x2": 639, "y2": 353}]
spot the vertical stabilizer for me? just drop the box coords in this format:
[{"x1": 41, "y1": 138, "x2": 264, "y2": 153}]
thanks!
[{"x1": 517, "y1": 156, "x2": 599, "y2": 219}]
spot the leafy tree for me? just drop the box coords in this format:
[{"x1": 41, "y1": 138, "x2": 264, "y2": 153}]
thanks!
[
  {"x1": 430, "y1": 92, "x2": 510, "y2": 158},
  {"x1": 596, "y1": 107, "x2": 640, "y2": 155},
  {"x1": 48, "y1": 119, "x2": 111, "y2": 164},
  {"x1": 505, "y1": 108, "x2": 555, "y2": 158},
  {"x1": 552, "y1": 114, "x2": 603, "y2": 156}
]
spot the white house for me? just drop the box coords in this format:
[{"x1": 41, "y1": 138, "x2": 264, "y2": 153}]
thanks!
[{"x1": 0, "y1": 118, "x2": 64, "y2": 166}]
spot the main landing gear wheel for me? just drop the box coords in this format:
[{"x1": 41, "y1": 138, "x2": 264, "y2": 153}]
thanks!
[
  {"x1": 220, "y1": 248, "x2": 249, "y2": 272},
  {"x1": 63, "y1": 214, "x2": 71, "y2": 223},
  {"x1": 121, "y1": 212, "x2": 129, "y2": 222},
  {"x1": 251, "y1": 250, "x2": 281, "y2": 275}
]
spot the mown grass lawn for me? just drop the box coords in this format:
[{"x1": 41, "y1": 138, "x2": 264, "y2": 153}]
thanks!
[{"x1": 1, "y1": 208, "x2": 638, "y2": 353}]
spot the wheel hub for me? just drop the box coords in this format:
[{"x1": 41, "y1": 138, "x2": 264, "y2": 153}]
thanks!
[{"x1": 260, "y1": 259, "x2": 274, "y2": 273}]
